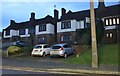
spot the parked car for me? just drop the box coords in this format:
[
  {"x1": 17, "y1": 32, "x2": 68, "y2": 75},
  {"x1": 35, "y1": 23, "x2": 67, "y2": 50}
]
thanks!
[
  {"x1": 50, "y1": 44, "x2": 74, "y2": 58},
  {"x1": 13, "y1": 41, "x2": 30, "y2": 47},
  {"x1": 31, "y1": 44, "x2": 51, "y2": 57}
]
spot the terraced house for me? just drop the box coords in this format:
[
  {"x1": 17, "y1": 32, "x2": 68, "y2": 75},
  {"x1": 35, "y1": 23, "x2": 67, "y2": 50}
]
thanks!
[
  {"x1": 2, "y1": 0, "x2": 120, "y2": 45},
  {"x1": 57, "y1": 1, "x2": 119, "y2": 44},
  {"x1": 2, "y1": 10, "x2": 59, "y2": 45}
]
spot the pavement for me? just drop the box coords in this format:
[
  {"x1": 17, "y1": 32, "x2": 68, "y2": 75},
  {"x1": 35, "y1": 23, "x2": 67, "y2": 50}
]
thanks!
[{"x1": 1, "y1": 55, "x2": 120, "y2": 75}]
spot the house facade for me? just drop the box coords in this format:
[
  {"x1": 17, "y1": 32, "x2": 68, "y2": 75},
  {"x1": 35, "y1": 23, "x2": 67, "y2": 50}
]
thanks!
[
  {"x1": 2, "y1": 0, "x2": 120, "y2": 45},
  {"x1": 57, "y1": 1, "x2": 120, "y2": 44},
  {"x1": 2, "y1": 10, "x2": 58, "y2": 45}
]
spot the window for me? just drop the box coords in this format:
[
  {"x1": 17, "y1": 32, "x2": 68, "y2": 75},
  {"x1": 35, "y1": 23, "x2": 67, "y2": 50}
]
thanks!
[
  {"x1": 109, "y1": 19, "x2": 112, "y2": 25},
  {"x1": 61, "y1": 35, "x2": 71, "y2": 42},
  {"x1": 113, "y1": 19, "x2": 116, "y2": 24},
  {"x1": 117, "y1": 18, "x2": 119, "y2": 24},
  {"x1": 110, "y1": 33, "x2": 113, "y2": 38},
  {"x1": 106, "y1": 33, "x2": 109, "y2": 38},
  {"x1": 39, "y1": 37, "x2": 46, "y2": 43},
  {"x1": 34, "y1": 45, "x2": 42, "y2": 49},
  {"x1": 19, "y1": 29, "x2": 25, "y2": 35},
  {"x1": 39, "y1": 24, "x2": 46, "y2": 32},
  {"x1": 61, "y1": 36, "x2": 63, "y2": 41},
  {"x1": 6, "y1": 30, "x2": 10, "y2": 36},
  {"x1": 44, "y1": 45, "x2": 50, "y2": 48},
  {"x1": 106, "y1": 19, "x2": 108, "y2": 25},
  {"x1": 63, "y1": 45, "x2": 69, "y2": 48},
  {"x1": 28, "y1": 27, "x2": 35, "y2": 34},
  {"x1": 80, "y1": 21, "x2": 84, "y2": 29},
  {"x1": 52, "y1": 46, "x2": 61, "y2": 49},
  {"x1": 61, "y1": 21, "x2": 71, "y2": 29},
  {"x1": 106, "y1": 33, "x2": 113, "y2": 38}
]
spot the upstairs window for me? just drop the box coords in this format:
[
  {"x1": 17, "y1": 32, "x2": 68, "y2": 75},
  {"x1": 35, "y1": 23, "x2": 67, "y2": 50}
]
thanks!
[
  {"x1": 39, "y1": 24, "x2": 46, "y2": 32},
  {"x1": 113, "y1": 19, "x2": 116, "y2": 24},
  {"x1": 6, "y1": 30, "x2": 10, "y2": 36},
  {"x1": 19, "y1": 29, "x2": 25, "y2": 35},
  {"x1": 117, "y1": 18, "x2": 119, "y2": 24},
  {"x1": 61, "y1": 21, "x2": 71, "y2": 29},
  {"x1": 109, "y1": 19, "x2": 112, "y2": 25},
  {"x1": 106, "y1": 19, "x2": 108, "y2": 25}
]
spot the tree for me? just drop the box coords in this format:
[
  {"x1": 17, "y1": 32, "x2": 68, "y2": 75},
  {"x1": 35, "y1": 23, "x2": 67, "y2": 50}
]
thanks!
[{"x1": 96, "y1": 19, "x2": 104, "y2": 44}]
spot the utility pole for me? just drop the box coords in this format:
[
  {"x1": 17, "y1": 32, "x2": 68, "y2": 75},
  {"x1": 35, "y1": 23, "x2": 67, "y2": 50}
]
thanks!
[{"x1": 90, "y1": 0, "x2": 98, "y2": 68}]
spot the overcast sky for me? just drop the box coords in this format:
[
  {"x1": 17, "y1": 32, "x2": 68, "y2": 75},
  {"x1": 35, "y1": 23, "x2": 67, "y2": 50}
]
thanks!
[{"x1": 1, "y1": 0, "x2": 119, "y2": 32}]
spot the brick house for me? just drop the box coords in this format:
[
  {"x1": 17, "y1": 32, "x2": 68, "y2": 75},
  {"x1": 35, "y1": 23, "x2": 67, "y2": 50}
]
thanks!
[
  {"x1": 57, "y1": 1, "x2": 120, "y2": 44},
  {"x1": 2, "y1": 9, "x2": 59, "y2": 45},
  {"x1": 2, "y1": 0, "x2": 120, "y2": 45}
]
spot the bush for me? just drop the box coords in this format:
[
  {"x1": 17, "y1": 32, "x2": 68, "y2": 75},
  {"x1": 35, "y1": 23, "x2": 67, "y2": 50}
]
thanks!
[
  {"x1": 7, "y1": 46, "x2": 22, "y2": 55},
  {"x1": 21, "y1": 46, "x2": 33, "y2": 55}
]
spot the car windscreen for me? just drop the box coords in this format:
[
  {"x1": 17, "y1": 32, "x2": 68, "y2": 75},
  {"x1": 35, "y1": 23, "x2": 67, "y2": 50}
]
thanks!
[
  {"x1": 34, "y1": 46, "x2": 42, "y2": 49},
  {"x1": 52, "y1": 46, "x2": 61, "y2": 49}
]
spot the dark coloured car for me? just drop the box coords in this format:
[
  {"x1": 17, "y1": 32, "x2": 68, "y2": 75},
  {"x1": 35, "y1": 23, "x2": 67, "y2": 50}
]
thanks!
[{"x1": 14, "y1": 41, "x2": 30, "y2": 47}]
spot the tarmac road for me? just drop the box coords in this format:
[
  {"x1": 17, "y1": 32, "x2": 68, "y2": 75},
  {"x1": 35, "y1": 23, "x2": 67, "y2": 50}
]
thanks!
[
  {"x1": 1, "y1": 69, "x2": 117, "y2": 76},
  {"x1": 1, "y1": 56, "x2": 119, "y2": 75}
]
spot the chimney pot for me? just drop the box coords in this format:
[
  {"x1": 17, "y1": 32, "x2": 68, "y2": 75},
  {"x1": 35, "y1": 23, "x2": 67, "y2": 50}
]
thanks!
[
  {"x1": 61, "y1": 8, "x2": 66, "y2": 16},
  {"x1": 54, "y1": 9, "x2": 59, "y2": 20},
  {"x1": 10, "y1": 20, "x2": 15, "y2": 25},
  {"x1": 30, "y1": 12, "x2": 35, "y2": 21}
]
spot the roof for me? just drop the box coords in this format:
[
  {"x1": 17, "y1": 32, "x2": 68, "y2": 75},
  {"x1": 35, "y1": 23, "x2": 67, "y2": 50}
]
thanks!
[
  {"x1": 58, "y1": 9, "x2": 90, "y2": 22},
  {"x1": 96, "y1": 4, "x2": 120, "y2": 18},
  {"x1": 4, "y1": 15, "x2": 56, "y2": 31},
  {"x1": 59, "y1": 4, "x2": 120, "y2": 22}
]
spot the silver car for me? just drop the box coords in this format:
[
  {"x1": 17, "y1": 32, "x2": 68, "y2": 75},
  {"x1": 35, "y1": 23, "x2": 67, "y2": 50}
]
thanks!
[{"x1": 50, "y1": 44, "x2": 74, "y2": 58}]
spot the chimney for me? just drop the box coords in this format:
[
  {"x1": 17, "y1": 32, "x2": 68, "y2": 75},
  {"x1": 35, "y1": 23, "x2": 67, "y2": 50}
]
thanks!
[
  {"x1": 61, "y1": 8, "x2": 66, "y2": 16},
  {"x1": 54, "y1": 9, "x2": 59, "y2": 20},
  {"x1": 10, "y1": 20, "x2": 15, "y2": 25},
  {"x1": 98, "y1": 0, "x2": 105, "y2": 9},
  {"x1": 30, "y1": 12, "x2": 35, "y2": 21}
]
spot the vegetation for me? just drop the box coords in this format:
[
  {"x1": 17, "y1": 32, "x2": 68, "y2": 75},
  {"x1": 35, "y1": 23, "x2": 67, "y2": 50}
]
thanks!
[
  {"x1": 6, "y1": 45, "x2": 33, "y2": 55},
  {"x1": 78, "y1": 19, "x2": 104, "y2": 45},
  {"x1": 65, "y1": 44, "x2": 118, "y2": 65},
  {"x1": 7, "y1": 46, "x2": 22, "y2": 55},
  {"x1": 21, "y1": 46, "x2": 33, "y2": 55}
]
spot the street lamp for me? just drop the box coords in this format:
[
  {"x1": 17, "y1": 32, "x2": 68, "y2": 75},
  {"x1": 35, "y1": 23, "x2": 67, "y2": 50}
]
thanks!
[{"x1": 90, "y1": 0, "x2": 98, "y2": 68}]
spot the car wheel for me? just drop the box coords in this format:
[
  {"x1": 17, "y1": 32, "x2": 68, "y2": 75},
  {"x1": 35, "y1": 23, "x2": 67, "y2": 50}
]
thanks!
[
  {"x1": 43, "y1": 52, "x2": 46, "y2": 57},
  {"x1": 64, "y1": 53, "x2": 67, "y2": 58}
]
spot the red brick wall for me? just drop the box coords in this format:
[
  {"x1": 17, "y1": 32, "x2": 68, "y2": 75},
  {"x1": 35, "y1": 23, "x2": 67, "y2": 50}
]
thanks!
[
  {"x1": 35, "y1": 34, "x2": 55, "y2": 45},
  {"x1": 57, "y1": 31, "x2": 77, "y2": 44}
]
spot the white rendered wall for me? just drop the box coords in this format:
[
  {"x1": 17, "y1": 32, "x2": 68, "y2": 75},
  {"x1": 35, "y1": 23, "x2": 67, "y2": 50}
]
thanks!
[{"x1": 36, "y1": 23, "x2": 54, "y2": 35}]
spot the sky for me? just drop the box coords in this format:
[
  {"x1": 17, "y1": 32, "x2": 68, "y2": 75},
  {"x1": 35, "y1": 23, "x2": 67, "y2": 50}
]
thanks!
[{"x1": 0, "y1": 0, "x2": 119, "y2": 32}]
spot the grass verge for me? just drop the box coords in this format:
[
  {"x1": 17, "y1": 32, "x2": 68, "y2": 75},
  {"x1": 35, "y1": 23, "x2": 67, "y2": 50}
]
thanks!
[{"x1": 65, "y1": 44, "x2": 118, "y2": 65}]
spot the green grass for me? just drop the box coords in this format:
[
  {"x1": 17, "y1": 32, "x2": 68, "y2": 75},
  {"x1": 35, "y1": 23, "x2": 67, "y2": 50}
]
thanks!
[{"x1": 65, "y1": 44, "x2": 118, "y2": 65}]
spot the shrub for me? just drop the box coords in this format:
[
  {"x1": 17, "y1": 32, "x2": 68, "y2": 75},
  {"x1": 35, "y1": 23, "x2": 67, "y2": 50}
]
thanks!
[
  {"x1": 7, "y1": 46, "x2": 22, "y2": 55},
  {"x1": 21, "y1": 46, "x2": 33, "y2": 55}
]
